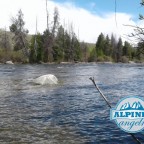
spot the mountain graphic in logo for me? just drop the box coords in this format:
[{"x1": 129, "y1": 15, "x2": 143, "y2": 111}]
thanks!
[{"x1": 120, "y1": 101, "x2": 144, "y2": 110}]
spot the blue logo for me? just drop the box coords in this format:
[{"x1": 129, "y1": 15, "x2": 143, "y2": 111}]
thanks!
[{"x1": 110, "y1": 96, "x2": 144, "y2": 133}]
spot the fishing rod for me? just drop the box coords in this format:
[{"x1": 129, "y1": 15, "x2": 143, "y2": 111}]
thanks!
[{"x1": 89, "y1": 77, "x2": 141, "y2": 144}]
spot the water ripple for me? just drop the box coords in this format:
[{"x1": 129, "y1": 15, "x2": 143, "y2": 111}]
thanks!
[{"x1": 0, "y1": 64, "x2": 144, "y2": 143}]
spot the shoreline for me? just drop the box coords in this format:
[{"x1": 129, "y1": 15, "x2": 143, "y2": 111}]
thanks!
[{"x1": 1, "y1": 61, "x2": 144, "y2": 65}]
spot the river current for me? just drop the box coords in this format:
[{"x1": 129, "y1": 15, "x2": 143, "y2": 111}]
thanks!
[{"x1": 0, "y1": 63, "x2": 144, "y2": 144}]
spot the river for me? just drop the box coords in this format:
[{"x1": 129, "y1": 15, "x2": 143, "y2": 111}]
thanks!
[{"x1": 0, "y1": 63, "x2": 144, "y2": 144}]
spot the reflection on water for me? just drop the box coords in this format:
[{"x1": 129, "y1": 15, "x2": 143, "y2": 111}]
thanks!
[{"x1": 0, "y1": 63, "x2": 144, "y2": 143}]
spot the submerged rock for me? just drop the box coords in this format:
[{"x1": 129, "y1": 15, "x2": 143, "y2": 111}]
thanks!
[{"x1": 33, "y1": 74, "x2": 58, "y2": 85}]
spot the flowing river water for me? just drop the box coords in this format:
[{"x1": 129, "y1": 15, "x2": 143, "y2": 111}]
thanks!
[{"x1": 0, "y1": 63, "x2": 144, "y2": 144}]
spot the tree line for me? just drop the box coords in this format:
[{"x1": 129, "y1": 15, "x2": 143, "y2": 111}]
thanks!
[
  {"x1": 0, "y1": 8, "x2": 143, "y2": 63},
  {"x1": 89, "y1": 33, "x2": 138, "y2": 63}
]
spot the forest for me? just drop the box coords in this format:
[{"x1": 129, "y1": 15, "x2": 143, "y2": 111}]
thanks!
[{"x1": 0, "y1": 7, "x2": 144, "y2": 64}]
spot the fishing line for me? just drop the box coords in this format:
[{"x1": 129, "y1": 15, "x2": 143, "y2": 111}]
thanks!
[{"x1": 115, "y1": 0, "x2": 118, "y2": 28}]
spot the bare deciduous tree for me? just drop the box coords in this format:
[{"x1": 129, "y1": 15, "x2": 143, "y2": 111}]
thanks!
[
  {"x1": 9, "y1": 9, "x2": 29, "y2": 57},
  {"x1": 0, "y1": 27, "x2": 12, "y2": 51},
  {"x1": 43, "y1": 7, "x2": 59, "y2": 62}
]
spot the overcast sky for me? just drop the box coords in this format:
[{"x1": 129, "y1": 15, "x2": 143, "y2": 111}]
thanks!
[{"x1": 0, "y1": 0, "x2": 143, "y2": 43}]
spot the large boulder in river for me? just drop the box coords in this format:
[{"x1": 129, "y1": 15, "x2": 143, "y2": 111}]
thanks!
[{"x1": 33, "y1": 74, "x2": 58, "y2": 85}]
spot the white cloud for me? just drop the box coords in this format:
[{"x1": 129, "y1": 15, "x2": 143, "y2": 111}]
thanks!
[{"x1": 0, "y1": 0, "x2": 143, "y2": 43}]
